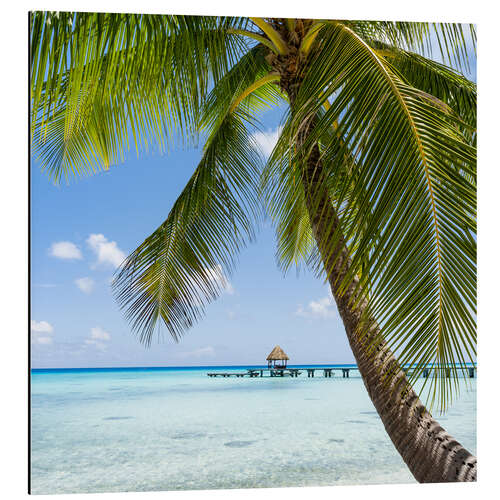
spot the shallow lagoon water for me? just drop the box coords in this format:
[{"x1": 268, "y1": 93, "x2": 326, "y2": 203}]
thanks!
[{"x1": 30, "y1": 367, "x2": 476, "y2": 494}]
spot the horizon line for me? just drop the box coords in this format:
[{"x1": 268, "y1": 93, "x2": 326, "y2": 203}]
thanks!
[{"x1": 30, "y1": 361, "x2": 477, "y2": 371}]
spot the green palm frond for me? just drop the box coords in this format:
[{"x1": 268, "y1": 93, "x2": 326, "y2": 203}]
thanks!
[
  {"x1": 371, "y1": 42, "x2": 476, "y2": 129},
  {"x1": 200, "y1": 44, "x2": 284, "y2": 132},
  {"x1": 261, "y1": 115, "x2": 317, "y2": 274},
  {"x1": 346, "y1": 20, "x2": 476, "y2": 73},
  {"x1": 288, "y1": 22, "x2": 476, "y2": 409},
  {"x1": 263, "y1": 106, "x2": 381, "y2": 284},
  {"x1": 112, "y1": 109, "x2": 262, "y2": 345},
  {"x1": 111, "y1": 44, "x2": 282, "y2": 344},
  {"x1": 30, "y1": 12, "x2": 247, "y2": 182}
]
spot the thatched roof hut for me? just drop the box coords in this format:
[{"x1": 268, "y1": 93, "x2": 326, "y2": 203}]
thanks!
[{"x1": 266, "y1": 345, "x2": 289, "y2": 368}]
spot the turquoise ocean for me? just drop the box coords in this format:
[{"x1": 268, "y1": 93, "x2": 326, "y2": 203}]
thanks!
[{"x1": 30, "y1": 366, "x2": 476, "y2": 494}]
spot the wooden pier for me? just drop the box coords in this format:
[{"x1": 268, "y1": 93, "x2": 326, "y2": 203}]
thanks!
[
  {"x1": 207, "y1": 366, "x2": 476, "y2": 379},
  {"x1": 208, "y1": 367, "x2": 348, "y2": 378},
  {"x1": 418, "y1": 367, "x2": 476, "y2": 378}
]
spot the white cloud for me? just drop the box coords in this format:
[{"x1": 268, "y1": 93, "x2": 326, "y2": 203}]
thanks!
[
  {"x1": 177, "y1": 346, "x2": 215, "y2": 359},
  {"x1": 251, "y1": 126, "x2": 283, "y2": 158},
  {"x1": 90, "y1": 326, "x2": 111, "y2": 341},
  {"x1": 295, "y1": 295, "x2": 339, "y2": 319},
  {"x1": 31, "y1": 320, "x2": 54, "y2": 333},
  {"x1": 84, "y1": 326, "x2": 111, "y2": 351},
  {"x1": 49, "y1": 241, "x2": 82, "y2": 260},
  {"x1": 75, "y1": 277, "x2": 95, "y2": 294},
  {"x1": 87, "y1": 234, "x2": 126, "y2": 268},
  {"x1": 31, "y1": 320, "x2": 54, "y2": 345}
]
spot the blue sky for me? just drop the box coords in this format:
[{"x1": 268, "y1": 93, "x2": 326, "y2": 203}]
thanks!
[
  {"x1": 30, "y1": 27, "x2": 477, "y2": 369},
  {"x1": 31, "y1": 102, "x2": 356, "y2": 368}
]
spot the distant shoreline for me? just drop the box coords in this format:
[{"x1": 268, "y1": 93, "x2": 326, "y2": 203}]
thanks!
[{"x1": 31, "y1": 364, "x2": 359, "y2": 373}]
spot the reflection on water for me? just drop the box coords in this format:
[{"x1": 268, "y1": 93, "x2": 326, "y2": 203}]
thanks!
[
  {"x1": 224, "y1": 440, "x2": 256, "y2": 448},
  {"x1": 103, "y1": 416, "x2": 134, "y2": 421}
]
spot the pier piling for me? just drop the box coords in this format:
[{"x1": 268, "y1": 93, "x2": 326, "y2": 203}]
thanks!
[{"x1": 207, "y1": 365, "x2": 476, "y2": 379}]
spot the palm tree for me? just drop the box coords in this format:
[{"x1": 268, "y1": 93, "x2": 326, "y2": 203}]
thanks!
[{"x1": 30, "y1": 12, "x2": 477, "y2": 483}]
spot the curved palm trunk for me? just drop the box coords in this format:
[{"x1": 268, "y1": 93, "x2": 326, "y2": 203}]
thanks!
[{"x1": 301, "y1": 141, "x2": 477, "y2": 482}]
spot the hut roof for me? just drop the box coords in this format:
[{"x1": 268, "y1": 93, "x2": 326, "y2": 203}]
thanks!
[{"x1": 266, "y1": 345, "x2": 289, "y2": 361}]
